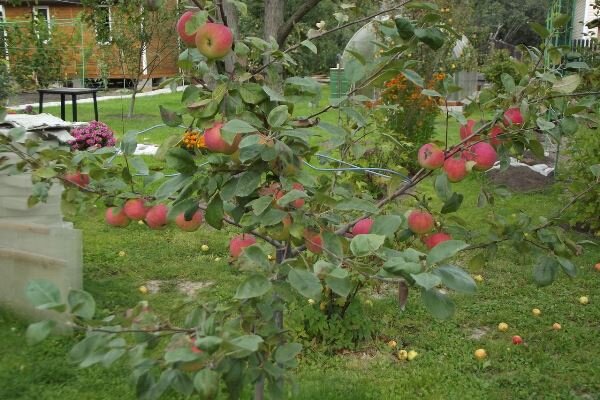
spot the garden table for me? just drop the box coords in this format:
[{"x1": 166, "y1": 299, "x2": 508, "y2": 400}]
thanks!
[{"x1": 37, "y1": 88, "x2": 99, "y2": 122}]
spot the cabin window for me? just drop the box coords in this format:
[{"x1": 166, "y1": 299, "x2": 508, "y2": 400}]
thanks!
[
  {"x1": 95, "y1": 6, "x2": 112, "y2": 44},
  {"x1": 32, "y1": 6, "x2": 51, "y2": 41}
]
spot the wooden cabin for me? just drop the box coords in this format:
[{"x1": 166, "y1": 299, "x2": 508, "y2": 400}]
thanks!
[{"x1": 0, "y1": 0, "x2": 180, "y2": 87}]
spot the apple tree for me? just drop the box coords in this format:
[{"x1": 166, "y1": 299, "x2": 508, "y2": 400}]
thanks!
[{"x1": 1, "y1": 1, "x2": 599, "y2": 399}]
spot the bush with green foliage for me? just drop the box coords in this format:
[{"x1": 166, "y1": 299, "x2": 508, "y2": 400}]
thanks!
[
  {"x1": 482, "y1": 49, "x2": 520, "y2": 89},
  {"x1": 562, "y1": 128, "x2": 600, "y2": 234}
]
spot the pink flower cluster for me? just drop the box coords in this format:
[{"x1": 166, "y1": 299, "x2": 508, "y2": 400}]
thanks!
[{"x1": 69, "y1": 121, "x2": 116, "y2": 151}]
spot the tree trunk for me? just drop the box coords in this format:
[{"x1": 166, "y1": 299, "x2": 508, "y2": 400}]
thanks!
[
  {"x1": 222, "y1": 0, "x2": 240, "y2": 73},
  {"x1": 128, "y1": 89, "x2": 138, "y2": 119},
  {"x1": 264, "y1": 0, "x2": 285, "y2": 44}
]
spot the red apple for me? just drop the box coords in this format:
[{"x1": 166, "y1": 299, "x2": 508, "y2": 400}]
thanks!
[
  {"x1": 418, "y1": 143, "x2": 444, "y2": 170},
  {"x1": 304, "y1": 230, "x2": 323, "y2": 254},
  {"x1": 595, "y1": 263, "x2": 600, "y2": 272},
  {"x1": 443, "y1": 156, "x2": 468, "y2": 182},
  {"x1": 488, "y1": 125, "x2": 505, "y2": 148},
  {"x1": 459, "y1": 119, "x2": 480, "y2": 142},
  {"x1": 175, "y1": 210, "x2": 203, "y2": 232},
  {"x1": 203, "y1": 122, "x2": 241, "y2": 155},
  {"x1": 503, "y1": 107, "x2": 524, "y2": 126},
  {"x1": 407, "y1": 210, "x2": 434, "y2": 234},
  {"x1": 512, "y1": 335, "x2": 523, "y2": 345},
  {"x1": 145, "y1": 204, "x2": 169, "y2": 230},
  {"x1": 423, "y1": 232, "x2": 452, "y2": 249},
  {"x1": 105, "y1": 207, "x2": 130, "y2": 227},
  {"x1": 195, "y1": 22, "x2": 233, "y2": 60},
  {"x1": 177, "y1": 11, "x2": 198, "y2": 47},
  {"x1": 123, "y1": 198, "x2": 149, "y2": 221},
  {"x1": 352, "y1": 218, "x2": 374, "y2": 236},
  {"x1": 463, "y1": 142, "x2": 497, "y2": 171},
  {"x1": 65, "y1": 171, "x2": 90, "y2": 187},
  {"x1": 229, "y1": 234, "x2": 257, "y2": 258}
]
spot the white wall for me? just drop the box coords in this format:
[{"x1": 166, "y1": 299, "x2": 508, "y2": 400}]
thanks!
[{"x1": 572, "y1": 0, "x2": 600, "y2": 39}]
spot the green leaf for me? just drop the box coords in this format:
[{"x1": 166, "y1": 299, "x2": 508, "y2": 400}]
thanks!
[
  {"x1": 434, "y1": 173, "x2": 452, "y2": 201},
  {"x1": 221, "y1": 119, "x2": 257, "y2": 135},
  {"x1": 383, "y1": 257, "x2": 422, "y2": 275},
  {"x1": 501, "y1": 73, "x2": 516, "y2": 93},
  {"x1": 335, "y1": 198, "x2": 378, "y2": 213},
  {"x1": 164, "y1": 348, "x2": 200, "y2": 363},
  {"x1": 288, "y1": 268, "x2": 321, "y2": 300},
  {"x1": 350, "y1": 234, "x2": 386, "y2": 256},
  {"x1": 67, "y1": 290, "x2": 96, "y2": 320},
  {"x1": 533, "y1": 255, "x2": 559, "y2": 286},
  {"x1": 130, "y1": 156, "x2": 149, "y2": 175},
  {"x1": 276, "y1": 189, "x2": 307, "y2": 207},
  {"x1": 26, "y1": 320, "x2": 56, "y2": 345},
  {"x1": 422, "y1": 288, "x2": 455, "y2": 319},
  {"x1": 155, "y1": 174, "x2": 191, "y2": 200},
  {"x1": 120, "y1": 131, "x2": 138, "y2": 156},
  {"x1": 221, "y1": 170, "x2": 261, "y2": 200},
  {"x1": 402, "y1": 69, "x2": 424, "y2": 87},
  {"x1": 557, "y1": 257, "x2": 577, "y2": 278},
  {"x1": 275, "y1": 343, "x2": 302, "y2": 364},
  {"x1": 370, "y1": 215, "x2": 403, "y2": 239},
  {"x1": 325, "y1": 268, "x2": 352, "y2": 297},
  {"x1": 238, "y1": 245, "x2": 271, "y2": 270},
  {"x1": 229, "y1": 335, "x2": 263, "y2": 353},
  {"x1": 181, "y1": 85, "x2": 200, "y2": 104},
  {"x1": 35, "y1": 167, "x2": 58, "y2": 179},
  {"x1": 205, "y1": 194, "x2": 224, "y2": 229},
  {"x1": 529, "y1": 22, "x2": 550, "y2": 39},
  {"x1": 590, "y1": 164, "x2": 600, "y2": 178},
  {"x1": 426, "y1": 240, "x2": 469, "y2": 266},
  {"x1": 159, "y1": 105, "x2": 183, "y2": 127},
  {"x1": 395, "y1": 17, "x2": 415, "y2": 40},
  {"x1": 553, "y1": 13, "x2": 571, "y2": 29},
  {"x1": 267, "y1": 105, "x2": 289, "y2": 127},
  {"x1": 536, "y1": 117, "x2": 556, "y2": 131},
  {"x1": 193, "y1": 369, "x2": 220, "y2": 400},
  {"x1": 249, "y1": 196, "x2": 273, "y2": 216},
  {"x1": 411, "y1": 272, "x2": 442, "y2": 290},
  {"x1": 262, "y1": 85, "x2": 287, "y2": 102},
  {"x1": 166, "y1": 148, "x2": 196, "y2": 175},
  {"x1": 414, "y1": 27, "x2": 444, "y2": 50},
  {"x1": 234, "y1": 275, "x2": 272, "y2": 299},
  {"x1": 25, "y1": 279, "x2": 62, "y2": 310},
  {"x1": 239, "y1": 83, "x2": 267, "y2": 104},
  {"x1": 322, "y1": 231, "x2": 344, "y2": 264},
  {"x1": 301, "y1": 40, "x2": 317, "y2": 54},
  {"x1": 441, "y1": 192, "x2": 464, "y2": 214},
  {"x1": 560, "y1": 117, "x2": 578, "y2": 135},
  {"x1": 433, "y1": 265, "x2": 477, "y2": 293},
  {"x1": 344, "y1": 58, "x2": 366, "y2": 84},
  {"x1": 422, "y1": 89, "x2": 442, "y2": 97},
  {"x1": 552, "y1": 75, "x2": 581, "y2": 94}
]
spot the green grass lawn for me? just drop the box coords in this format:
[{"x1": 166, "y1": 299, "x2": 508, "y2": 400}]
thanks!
[{"x1": 1, "y1": 91, "x2": 599, "y2": 399}]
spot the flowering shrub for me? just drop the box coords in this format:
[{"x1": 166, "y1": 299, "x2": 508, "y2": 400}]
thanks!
[{"x1": 68, "y1": 121, "x2": 116, "y2": 151}]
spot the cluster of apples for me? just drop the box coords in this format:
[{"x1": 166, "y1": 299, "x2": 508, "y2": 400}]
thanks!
[
  {"x1": 105, "y1": 198, "x2": 204, "y2": 232},
  {"x1": 177, "y1": 12, "x2": 234, "y2": 60},
  {"x1": 418, "y1": 108, "x2": 524, "y2": 182},
  {"x1": 407, "y1": 209, "x2": 451, "y2": 249}
]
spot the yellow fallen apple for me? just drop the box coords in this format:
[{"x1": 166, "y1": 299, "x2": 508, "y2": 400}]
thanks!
[
  {"x1": 474, "y1": 348, "x2": 487, "y2": 360},
  {"x1": 407, "y1": 350, "x2": 418, "y2": 361},
  {"x1": 308, "y1": 298, "x2": 315, "y2": 305},
  {"x1": 552, "y1": 322, "x2": 562, "y2": 331},
  {"x1": 387, "y1": 340, "x2": 397, "y2": 349},
  {"x1": 118, "y1": 250, "x2": 126, "y2": 257},
  {"x1": 532, "y1": 308, "x2": 541, "y2": 316},
  {"x1": 138, "y1": 285, "x2": 148, "y2": 294},
  {"x1": 267, "y1": 254, "x2": 274, "y2": 261},
  {"x1": 579, "y1": 296, "x2": 589, "y2": 305},
  {"x1": 214, "y1": 257, "x2": 221, "y2": 262},
  {"x1": 365, "y1": 299, "x2": 373, "y2": 307},
  {"x1": 473, "y1": 274, "x2": 484, "y2": 282},
  {"x1": 397, "y1": 350, "x2": 408, "y2": 360},
  {"x1": 498, "y1": 322, "x2": 509, "y2": 332},
  {"x1": 201, "y1": 244, "x2": 210, "y2": 252}
]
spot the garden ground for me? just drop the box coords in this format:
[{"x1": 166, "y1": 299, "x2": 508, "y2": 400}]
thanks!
[{"x1": 0, "y1": 90, "x2": 599, "y2": 399}]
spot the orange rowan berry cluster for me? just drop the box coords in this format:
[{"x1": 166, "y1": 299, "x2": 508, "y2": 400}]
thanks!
[
  {"x1": 382, "y1": 73, "x2": 444, "y2": 111},
  {"x1": 181, "y1": 130, "x2": 206, "y2": 149}
]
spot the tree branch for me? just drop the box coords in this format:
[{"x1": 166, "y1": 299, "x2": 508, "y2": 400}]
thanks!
[{"x1": 276, "y1": 0, "x2": 323, "y2": 47}]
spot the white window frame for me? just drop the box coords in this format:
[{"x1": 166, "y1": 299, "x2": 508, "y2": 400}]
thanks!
[{"x1": 95, "y1": 5, "x2": 113, "y2": 45}]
